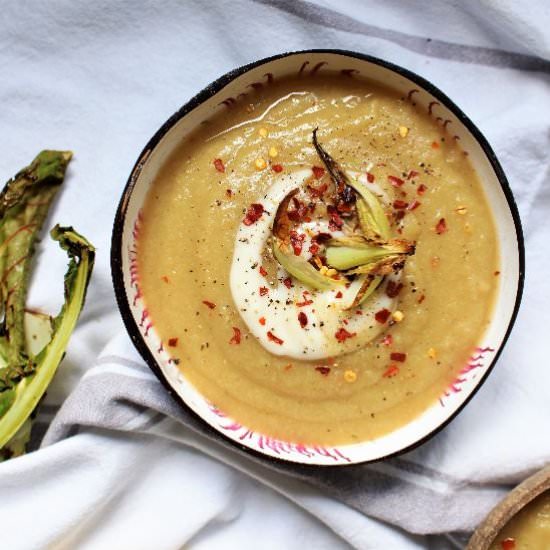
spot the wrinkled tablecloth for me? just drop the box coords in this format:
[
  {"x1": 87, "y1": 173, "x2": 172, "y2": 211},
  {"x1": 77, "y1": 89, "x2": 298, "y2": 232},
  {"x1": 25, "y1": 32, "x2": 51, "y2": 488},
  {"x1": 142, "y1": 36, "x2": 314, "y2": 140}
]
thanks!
[{"x1": 1, "y1": 1, "x2": 549, "y2": 548}]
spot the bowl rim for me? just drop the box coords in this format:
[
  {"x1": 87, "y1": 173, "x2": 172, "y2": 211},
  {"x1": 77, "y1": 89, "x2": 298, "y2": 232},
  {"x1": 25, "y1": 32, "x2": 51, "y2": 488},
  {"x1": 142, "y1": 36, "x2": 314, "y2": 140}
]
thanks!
[
  {"x1": 467, "y1": 464, "x2": 550, "y2": 549},
  {"x1": 110, "y1": 48, "x2": 525, "y2": 468}
]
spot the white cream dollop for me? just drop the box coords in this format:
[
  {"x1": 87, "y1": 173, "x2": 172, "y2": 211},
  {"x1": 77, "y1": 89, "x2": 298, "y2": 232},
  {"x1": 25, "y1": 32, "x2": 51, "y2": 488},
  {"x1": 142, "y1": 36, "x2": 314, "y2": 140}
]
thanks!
[{"x1": 230, "y1": 169, "x2": 400, "y2": 360}]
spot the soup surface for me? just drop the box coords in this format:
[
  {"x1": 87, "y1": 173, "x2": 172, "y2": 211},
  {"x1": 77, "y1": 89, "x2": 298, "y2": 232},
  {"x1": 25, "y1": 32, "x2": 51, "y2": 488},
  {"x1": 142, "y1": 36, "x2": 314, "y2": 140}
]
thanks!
[
  {"x1": 138, "y1": 74, "x2": 499, "y2": 445},
  {"x1": 490, "y1": 491, "x2": 550, "y2": 550}
]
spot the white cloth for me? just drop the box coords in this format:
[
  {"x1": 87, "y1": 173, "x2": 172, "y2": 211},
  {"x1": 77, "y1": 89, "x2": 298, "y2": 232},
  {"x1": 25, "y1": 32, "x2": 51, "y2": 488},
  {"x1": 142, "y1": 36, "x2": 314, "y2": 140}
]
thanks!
[{"x1": 1, "y1": 1, "x2": 549, "y2": 549}]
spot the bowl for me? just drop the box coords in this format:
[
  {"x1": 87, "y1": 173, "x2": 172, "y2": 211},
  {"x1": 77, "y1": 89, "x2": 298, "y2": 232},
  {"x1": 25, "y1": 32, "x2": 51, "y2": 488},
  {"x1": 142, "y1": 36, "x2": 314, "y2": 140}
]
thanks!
[
  {"x1": 111, "y1": 49, "x2": 524, "y2": 466},
  {"x1": 467, "y1": 464, "x2": 550, "y2": 549}
]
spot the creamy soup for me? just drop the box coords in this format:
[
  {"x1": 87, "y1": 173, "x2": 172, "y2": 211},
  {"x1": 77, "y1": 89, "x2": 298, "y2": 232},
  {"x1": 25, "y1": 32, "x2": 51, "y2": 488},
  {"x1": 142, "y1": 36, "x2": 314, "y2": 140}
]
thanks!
[
  {"x1": 490, "y1": 492, "x2": 550, "y2": 550},
  {"x1": 138, "y1": 74, "x2": 499, "y2": 445}
]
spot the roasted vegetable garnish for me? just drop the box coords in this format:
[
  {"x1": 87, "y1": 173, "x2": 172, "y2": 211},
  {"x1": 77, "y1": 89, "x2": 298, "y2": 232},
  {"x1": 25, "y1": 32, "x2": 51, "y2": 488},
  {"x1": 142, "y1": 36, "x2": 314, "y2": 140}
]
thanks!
[
  {"x1": 270, "y1": 131, "x2": 416, "y2": 306},
  {"x1": 0, "y1": 152, "x2": 95, "y2": 459},
  {"x1": 272, "y1": 237, "x2": 341, "y2": 291}
]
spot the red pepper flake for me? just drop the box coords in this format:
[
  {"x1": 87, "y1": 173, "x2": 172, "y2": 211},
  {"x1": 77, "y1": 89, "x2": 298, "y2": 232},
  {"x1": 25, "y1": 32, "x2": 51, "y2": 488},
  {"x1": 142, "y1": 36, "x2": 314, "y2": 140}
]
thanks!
[
  {"x1": 272, "y1": 163, "x2": 283, "y2": 173},
  {"x1": 308, "y1": 242, "x2": 320, "y2": 255},
  {"x1": 418, "y1": 294, "x2": 426, "y2": 304},
  {"x1": 366, "y1": 172, "x2": 375, "y2": 183},
  {"x1": 284, "y1": 363, "x2": 293, "y2": 371},
  {"x1": 267, "y1": 331, "x2": 284, "y2": 345},
  {"x1": 388, "y1": 175, "x2": 405, "y2": 187},
  {"x1": 417, "y1": 183, "x2": 427, "y2": 196},
  {"x1": 161, "y1": 275, "x2": 170, "y2": 284},
  {"x1": 296, "y1": 297, "x2": 314, "y2": 307},
  {"x1": 327, "y1": 205, "x2": 344, "y2": 231},
  {"x1": 289, "y1": 230, "x2": 306, "y2": 256},
  {"x1": 431, "y1": 141, "x2": 440, "y2": 149},
  {"x1": 494, "y1": 271, "x2": 500, "y2": 276},
  {"x1": 168, "y1": 337, "x2": 178, "y2": 347},
  {"x1": 335, "y1": 291, "x2": 343, "y2": 299},
  {"x1": 383, "y1": 365, "x2": 400, "y2": 378},
  {"x1": 381, "y1": 334, "x2": 393, "y2": 346},
  {"x1": 243, "y1": 203, "x2": 264, "y2": 226},
  {"x1": 298, "y1": 311, "x2": 308, "y2": 328},
  {"x1": 225, "y1": 188, "x2": 233, "y2": 198},
  {"x1": 435, "y1": 218, "x2": 447, "y2": 235},
  {"x1": 386, "y1": 281, "x2": 403, "y2": 298},
  {"x1": 355, "y1": 310, "x2": 363, "y2": 315},
  {"x1": 312, "y1": 165, "x2": 325, "y2": 179},
  {"x1": 407, "y1": 200, "x2": 421, "y2": 211},
  {"x1": 335, "y1": 327, "x2": 356, "y2": 343},
  {"x1": 390, "y1": 352, "x2": 407, "y2": 362},
  {"x1": 259, "y1": 317, "x2": 266, "y2": 326},
  {"x1": 202, "y1": 300, "x2": 216, "y2": 309},
  {"x1": 407, "y1": 170, "x2": 419, "y2": 180},
  {"x1": 315, "y1": 366, "x2": 331, "y2": 376},
  {"x1": 259, "y1": 265, "x2": 268, "y2": 277},
  {"x1": 308, "y1": 182, "x2": 328, "y2": 198},
  {"x1": 213, "y1": 158, "x2": 225, "y2": 173},
  {"x1": 500, "y1": 538, "x2": 516, "y2": 550},
  {"x1": 375, "y1": 308, "x2": 391, "y2": 324},
  {"x1": 393, "y1": 200, "x2": 408, "y2": 210},
  {"x1": 259, "y1": 286, "x2": 269, "y2": 296},
  {"x1": 326, "y1": 357, "x2": 336, "y2": 365},
  {"x1": 283, "y1": 277, "x2": 293, "y2": 289},
  {"x1": 229, "y1": 327, "x2": 241, "y2": 345}
]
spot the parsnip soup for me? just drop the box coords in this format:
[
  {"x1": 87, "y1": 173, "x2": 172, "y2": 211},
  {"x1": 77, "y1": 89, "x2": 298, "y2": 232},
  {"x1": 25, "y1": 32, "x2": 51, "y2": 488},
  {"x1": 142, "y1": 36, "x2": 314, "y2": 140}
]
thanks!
[
  {"x1": 490, "y1": 492, "x2": 550, "y2": 550},
  {"x1": 137, "y1": 74, "x2": 498, "y2": 445}
]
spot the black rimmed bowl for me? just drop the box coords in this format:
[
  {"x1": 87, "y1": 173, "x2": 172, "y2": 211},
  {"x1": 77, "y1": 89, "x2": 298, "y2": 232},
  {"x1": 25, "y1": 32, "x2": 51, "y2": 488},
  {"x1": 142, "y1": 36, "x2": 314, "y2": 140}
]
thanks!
[{"x1": 111, "y1": 50, "x2": 524, "y2": 466}]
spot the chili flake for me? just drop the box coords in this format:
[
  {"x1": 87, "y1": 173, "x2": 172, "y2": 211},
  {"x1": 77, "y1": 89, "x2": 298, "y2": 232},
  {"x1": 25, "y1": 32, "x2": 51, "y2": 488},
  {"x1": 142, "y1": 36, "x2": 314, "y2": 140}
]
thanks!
[
  {"x1": 298, "y1": 311, "x2": 308, "y2": 328},
  {"x1": 335, "y1": 327, "x2": 356, "y2": 343},
  {"x1": 296, "y1": 296, "x2": 314, "y2": 307},
  {"x1": 335, "y1": 291, "x2": 343, "y2": 299},
  {"x1": 259, "y1": 286, "x2": 269, "y2": 296},
  {"x1": 366, "y1": 172, "x2": 375, "y2": 183},
  {"x1": 229, "y1": 327, "x2": 241, "y2": 345},
  {"x1": 309, "y1": 242, "x2": 320, "y2": 255},
  {"x1": 431, "y1": 141, "x2": 440, "y2": 149},
  {"x1": 407, "y1": 200, "x2": 421, "y2": 211},
  {"x1": 259, "y1": 317, "x2": 266, "y2": 326},
  {"x1": 435, "y1": 218, "x2": 447, "y2": 234},
  {"x1": 225, "y1": 189, "x2": 233, "y2": 198},
  {"x1": 417, "y1": 183, "x2": 427, "y2": 195},
  {"x1": 161, "y1": 275, "x2": 170, "y2": 284},
  {"x1": 267, "y1": 331, "x2": 284, "y2": 345},
  {"x1": 386, "y1": 281, "x2": 403, "y2": 298},
  {"x1": 289, "y1": 230, "x2": 306, "y2": 256},
  {"x1": 213, "y1": 158, "x2": 225, "y2": 173},
  {"x1": 168, "y1": 337, "x2": 178, "y2": 347},
  {"x1": 500, "y1": 538, "x2": 516, "y2": 550},
  {"x1": 272, "y1": 163, "x2": 283, "y2": 173},
  {"x1": 283, "y1": 277, "x2": 293, "y2": 289},
  {"x1": 407, "y1": 170, "x2": 419, "y2": 180},
  {"x1": 243, "y1": 203, "x2": 264, "y2": 226},
  {"x1": 315, "y1": 366, "x2": 331, "y2": 376},
  {"x1": 202, "y1": 300, "x2": 216, "y2": 309},
  {"x1": 390, "y1": 352, "x2": 407, "y2": 362},
  {"x1": 375, "y1": 308, "x2": 391, "y2": 324},
  {"x1": 381, "y1": 334, "x2": 393, "y2": 346},
  {"x1": 259, "y1": 265, "x2": 268, "y2": 277},
  {"x1": 388, "y1": 175, "x2": 405, "y2": 187},
  {"x1": 383, "y1": 365, "x2": 400, "y2": 378},
  {"x1": 308, "y1": 182, "x2": 328, "y2": 198},
  {"x1": 312, "y1": 165, "x2": 325, "y2": 179},
  {"x1": 393, "y1": 200, "x2": 408, "y2": 210}
]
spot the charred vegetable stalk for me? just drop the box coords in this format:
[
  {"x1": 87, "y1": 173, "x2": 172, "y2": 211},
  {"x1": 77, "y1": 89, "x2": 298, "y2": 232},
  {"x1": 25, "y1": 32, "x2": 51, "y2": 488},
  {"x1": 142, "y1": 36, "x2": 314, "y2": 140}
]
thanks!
[
  {"x1": 0, "y1": 152, "x2": 95, "y2": 459},
  {"x1": 271, "y1": 130, "x2": 416, "y2": 308}
]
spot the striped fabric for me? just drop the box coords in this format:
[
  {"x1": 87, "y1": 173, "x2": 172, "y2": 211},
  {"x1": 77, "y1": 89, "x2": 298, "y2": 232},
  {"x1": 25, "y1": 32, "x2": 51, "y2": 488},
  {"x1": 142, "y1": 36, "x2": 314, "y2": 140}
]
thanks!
[{"x1": 1, "y1": 1, "x2": 549, "y2": 548}]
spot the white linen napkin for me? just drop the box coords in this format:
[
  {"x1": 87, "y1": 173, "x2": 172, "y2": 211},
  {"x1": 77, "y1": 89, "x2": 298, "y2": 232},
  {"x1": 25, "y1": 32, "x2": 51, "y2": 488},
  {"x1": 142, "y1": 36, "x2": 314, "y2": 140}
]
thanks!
[{"x1": 0, "y1": 1, "x2": 549, "y2": 548}]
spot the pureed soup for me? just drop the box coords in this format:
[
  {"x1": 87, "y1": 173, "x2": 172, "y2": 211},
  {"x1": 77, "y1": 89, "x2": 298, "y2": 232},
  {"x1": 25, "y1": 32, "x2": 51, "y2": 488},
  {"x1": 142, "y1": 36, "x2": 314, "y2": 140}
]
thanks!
[
  {"x1": 490, "y1": 491, "x2": 550, "y2": 550},
  {"x1": 138, "y1": 74, "x2": 499, "y2": 446}
]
